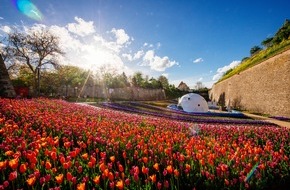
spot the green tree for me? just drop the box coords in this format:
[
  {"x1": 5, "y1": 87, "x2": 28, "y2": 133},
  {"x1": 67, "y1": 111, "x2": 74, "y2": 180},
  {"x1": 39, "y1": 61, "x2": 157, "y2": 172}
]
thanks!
[
  {"x1": 2, "y1": 28, "x2": 63, "y2": 96},
  {"x1": 118, "y1": 72, "x2": 130, "y2": 88},
  {"x1": 56, "y1": 65, "x2": 91, "y2": 97},
  {"x1": 11, "y1": 66, "x2": 34, "y2": 88},
  {"x1": 241, "y1": 57, "x2": 249, "y2": 62},
  {"x1": 261, "y1": 37, "x2": 274, "y2": 48},
  {"x1": 158, "y1": 75, "x2": 169, "y2": 89},
  {"x1": 131, "y1": 72, "x2": 144, "y2": 87},
  {"x1": 149, "y1": 77, "x2": 162, "y2": 89},
  {"x1": 250, "y1": 46, "x2": 262, "y2": 56}
]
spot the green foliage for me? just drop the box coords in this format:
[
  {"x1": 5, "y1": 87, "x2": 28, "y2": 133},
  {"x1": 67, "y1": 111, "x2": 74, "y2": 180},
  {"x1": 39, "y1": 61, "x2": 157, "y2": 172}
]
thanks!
[
  {"x1": 250, "y1": 45, "x2": 262, "y2": 56},
  {"x1": 261, "y1": 37, "x2": 274, "y2": 48},
  {"x1": 272, "y1": 19, "x2": 290, "y2": 44},
  {"x1": 218, "y1": 19, "x2": 290, "y2": 83}
]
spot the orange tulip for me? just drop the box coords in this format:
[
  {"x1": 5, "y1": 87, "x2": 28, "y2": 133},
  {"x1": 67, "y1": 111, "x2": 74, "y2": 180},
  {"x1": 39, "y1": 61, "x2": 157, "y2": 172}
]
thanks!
[
  {"x1": 99, "y1": 162, "x2": 106, "y2": 172},
  {"x1": 166, "y1": 165, "x2": 173, "y2": 174},
  {"x1": 9, "y1": 158, "x2": 18, "y2": 170},
  {"x1": 185, "y1": 164, "x2": 191, "y2": 171},
  {"x1": 174, "y1": 169, "x2": 180, "y2": 177},
  {"x1": 82, "y1": 153, "x2": 88, "y2": 160},
  {"x1": 77, "y1": 182, "x2": 85, "y2": 190},
  {"x1": 153, "y1": 163, "x2": 159, "y2": 171},
  {"x1": 0, "y1": 161, "x2": 7, "y2": 170},
  {"x1": 149, "y1": 174, "x2": 156, "y2": 183},
  {"x1": 104, "y1": 169, "x2": 109, "y2": 177},
  {"x1": 5, "y1": 150, "x2": 14, "y2": 156},
  {"x1": 27, "y1": 176, "x2": 36, "y2": 186},
  {"x1": 52, "y1": 167, "x2": 57, "y2": 173},
  {"x1": 110, "y1": 156, "x2": 115, "y2": 162},
  {"x1": 116, "y1": 180, "x2": 124, "y2": 190},
  {"x1": 55, "y1": 174, "x2": 64, "y2": 184},
  {"x1": 93, "y1": 175, "x2": 100, "y2": 185},
  {"x1": 142, "y1": 157, "x2": 148, "y2": 164}
]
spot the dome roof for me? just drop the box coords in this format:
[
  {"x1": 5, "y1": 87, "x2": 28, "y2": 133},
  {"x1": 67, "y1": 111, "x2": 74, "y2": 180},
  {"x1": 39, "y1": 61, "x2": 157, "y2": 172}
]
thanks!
[{"x1": 178, "y1": 93, "x2": 208, "y2": 112}]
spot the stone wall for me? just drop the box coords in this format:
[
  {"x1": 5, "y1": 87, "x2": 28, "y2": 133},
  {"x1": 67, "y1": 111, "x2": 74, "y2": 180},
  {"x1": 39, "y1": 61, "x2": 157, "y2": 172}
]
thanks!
[
  {"x1": 59, "y1": 86, "x2": 166, "y2": 101},
  {"x1": 210, "y1": 49, "x2": 290, "y2": 117}
]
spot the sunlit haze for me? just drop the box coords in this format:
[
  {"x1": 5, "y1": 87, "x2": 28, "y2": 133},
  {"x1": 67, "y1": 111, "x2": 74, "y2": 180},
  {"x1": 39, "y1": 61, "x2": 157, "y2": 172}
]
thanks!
[{"x1": 1, "y1": 0, "x2": 289, "y2": 88}]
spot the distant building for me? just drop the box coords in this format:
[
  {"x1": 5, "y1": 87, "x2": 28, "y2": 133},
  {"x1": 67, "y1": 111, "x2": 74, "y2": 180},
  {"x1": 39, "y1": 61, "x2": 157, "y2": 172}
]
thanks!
[{"x1": 177, "y1": 81, "x2": 190, "y2": 91}]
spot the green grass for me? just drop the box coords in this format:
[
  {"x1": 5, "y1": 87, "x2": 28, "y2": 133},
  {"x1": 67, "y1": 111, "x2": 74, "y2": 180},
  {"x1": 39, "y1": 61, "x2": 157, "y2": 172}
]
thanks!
[{"x1": 217, "y1": 39, "x2": 290, "y2": 83}]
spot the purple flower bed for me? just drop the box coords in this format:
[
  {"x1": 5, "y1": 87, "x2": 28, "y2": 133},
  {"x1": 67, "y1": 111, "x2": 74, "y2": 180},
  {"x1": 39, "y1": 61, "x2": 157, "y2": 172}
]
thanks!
[
  {"x1": 100, "y1": 102, "x2": 276, "y2": 126},
  {"x1": 270, "y1": 116, "x2": 290, "y2": 122}
]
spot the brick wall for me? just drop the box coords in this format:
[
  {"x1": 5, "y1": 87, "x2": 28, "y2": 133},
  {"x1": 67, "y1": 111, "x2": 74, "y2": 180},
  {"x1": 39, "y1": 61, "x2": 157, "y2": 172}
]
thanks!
[{"x1": 210, "y1": 49, "x2": 290, "y2": 117}]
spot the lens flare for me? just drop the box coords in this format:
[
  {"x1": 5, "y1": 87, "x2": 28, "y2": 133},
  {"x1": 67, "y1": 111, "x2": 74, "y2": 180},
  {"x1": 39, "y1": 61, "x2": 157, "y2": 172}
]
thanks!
[
  {"x1": 14, "y1": 0, "x2": 43, "y2": 21},
  {"x1": 244, "y1": 162, "x2": 259, "y2": 182}
]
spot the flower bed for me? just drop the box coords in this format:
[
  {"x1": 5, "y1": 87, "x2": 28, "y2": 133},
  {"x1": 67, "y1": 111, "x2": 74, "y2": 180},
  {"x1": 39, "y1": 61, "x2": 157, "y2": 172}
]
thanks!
[
  {"x1": 0, "y1": 98, "x2": 290, "y2": 189},
  {"x1": 100, "y1": 102, "x2": 274, "y2": 126}
]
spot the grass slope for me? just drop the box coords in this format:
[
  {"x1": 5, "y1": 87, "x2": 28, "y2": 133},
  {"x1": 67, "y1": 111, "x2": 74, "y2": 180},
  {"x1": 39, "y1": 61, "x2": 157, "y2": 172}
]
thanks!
[{"x1": 217, "y1": 39, "x2": 290, "y2": 83}]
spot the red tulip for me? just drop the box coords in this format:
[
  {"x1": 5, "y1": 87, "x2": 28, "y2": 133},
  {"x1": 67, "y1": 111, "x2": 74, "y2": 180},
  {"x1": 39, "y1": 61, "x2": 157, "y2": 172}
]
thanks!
[
  {"x1": 19, "y1": 163, "x2": 27, "y2": 173},
  {"x1": 8, "y1": 171, "x2": 17, "y2": 181}
]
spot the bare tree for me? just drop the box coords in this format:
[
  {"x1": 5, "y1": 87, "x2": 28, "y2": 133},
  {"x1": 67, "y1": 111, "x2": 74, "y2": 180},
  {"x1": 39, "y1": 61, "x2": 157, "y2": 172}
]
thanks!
[{"x1": 3, "y1": 28, "x2": 63, "y2": 95}]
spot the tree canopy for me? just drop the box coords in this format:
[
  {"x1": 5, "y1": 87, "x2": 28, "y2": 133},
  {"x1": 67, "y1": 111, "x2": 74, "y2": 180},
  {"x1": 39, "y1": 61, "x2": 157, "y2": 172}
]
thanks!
[{"x1": 1, "y1": 28, "x2": 63, "y2": 95}]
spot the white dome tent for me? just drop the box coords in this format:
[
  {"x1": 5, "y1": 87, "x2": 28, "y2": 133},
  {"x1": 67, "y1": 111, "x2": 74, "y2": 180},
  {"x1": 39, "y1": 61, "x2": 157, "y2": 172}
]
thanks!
[{"x1": 178, "y1": 93, "x2": 209, "y2": 112}]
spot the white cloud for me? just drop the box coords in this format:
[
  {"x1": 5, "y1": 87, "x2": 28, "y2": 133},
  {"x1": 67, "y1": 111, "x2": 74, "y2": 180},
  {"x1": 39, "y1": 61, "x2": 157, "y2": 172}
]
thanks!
[
  {"x1": 156, "y1": 42, "x2": 161, "y2": 49},
  {"x1": 0, "y1": 17, "x2": 3, "y2": 20},
  {"x1": 162, "y1": 73, "x2": 169, "y2": 78},
  {"x1": 133, "y1": 50, "x2": 144, "y2": 59},
  {"x1": 143, "y1": 43, "x2": 153, "y2": 48},
  {"x1": 193, "y1": 58, "x2": 204, "y2": 63},
  {"x1": 0, "y1": 25, "x2": 11, "y2": 33},
  {"x1": 198, "y1": 77, "x2": 203, "y2": 81},
  {"x1": 0, "y1": 17, "x2": 177, "y2": 76},
  {"x1": 142, "y1": 50, "x2": 178, "y2": 71},
  {"x1": 212, "y1": 60, "x2": 241, "y2": 81},
  {"x1": 122, "y1": 50, "x2": 144, "y2": 61},
  {"x1": 67, "y1": 17, "x2": 95, "y2": 37},
  {"x1": 111, "y1": 28, "x2": 130, "y2": 45},
  {"x1": 122, "y1": 53, "x2": 133, "y2": 61}
]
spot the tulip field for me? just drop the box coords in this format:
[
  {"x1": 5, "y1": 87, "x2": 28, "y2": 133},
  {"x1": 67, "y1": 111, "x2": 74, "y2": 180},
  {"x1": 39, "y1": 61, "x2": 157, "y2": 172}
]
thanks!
[{"x1": 0, "y1": 98, "x2": 290, "y2": 190}]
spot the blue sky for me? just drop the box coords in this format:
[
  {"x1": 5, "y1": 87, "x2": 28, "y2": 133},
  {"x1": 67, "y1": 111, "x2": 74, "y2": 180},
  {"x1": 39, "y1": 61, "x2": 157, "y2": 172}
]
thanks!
[{"x1": 0, "y1": 0, "x2": 289, "y2": 88}]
